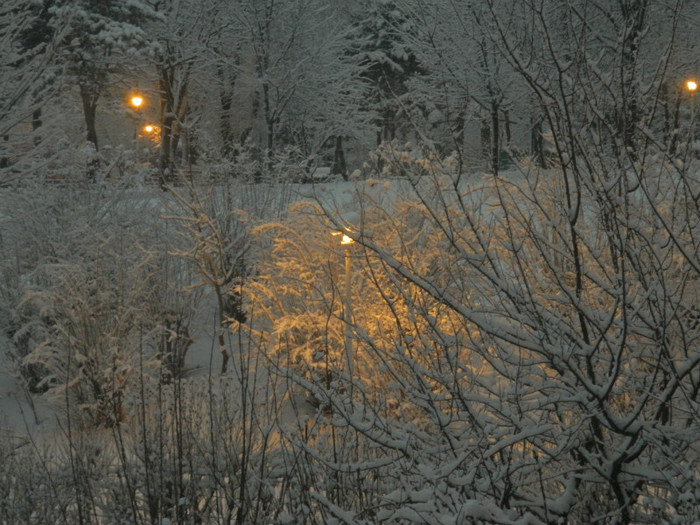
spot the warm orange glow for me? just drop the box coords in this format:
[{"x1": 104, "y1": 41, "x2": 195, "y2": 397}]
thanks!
[
  {"x1": 139, "y1": 124, "x2": 161, "y2": 143},
  {"x1": 130, "y1": 95, "x2": 144, "y2": 108},
  {"x1": 332, "y1": 231, "x2": 355, "y2": 245},
  {"x1": 688, "y1": 80, "x2": 698, "y2": 92}
]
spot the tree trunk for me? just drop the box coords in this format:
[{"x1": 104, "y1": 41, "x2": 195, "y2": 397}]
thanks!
[
  {"x1": 32, "y1": 108, "x2": 42, "y2": 131},
  {"x1": 662, "y1": 83, "x2": 682, "y2": 156},
  {"x1": 531, "y1": 114, "x2": 546, "y2": 168},
  {"x1": 217, "y1": 65, "x2": 235, "y2": 158},
  {"x1": 0, "y1": 135, "x2": 8, "y2": 168},
  {"x1": 79, "y1": 83, "x2": 101, "y2": 180},
  {"x1": 451, "y1": 108, "x2": 465, "y2": 153},
  {"x1": 490, "y1": 99, "x2": 500, "y2": 176},
  {"x1": 262, "y1": 81, "x2": 275, "y2": 175},
  {"x1": 503, "y1": 109, "x2": 511, "y2": 146},
  {"x1": 32, "y1": 108, "x2": 42, "y2": 146},
  {"x1": 333, "y1": 136, "x2": 347, "y2": 179},
  {"x1": 618, "y1": 0, "x2": 648, "y2": 158},
  {"x1": 480, "y1": 114, "x2": 490, "y2": 163},
  {"x1": 215, "y1": 290, "x2": 229, "y2": 375},
  {"x1": 80, "y1": 83, "x2": 99, "y2": 151},
  {"x1": 159, "y1": 113, "x2": 174, "y2": 187},
  {"x1": 157, "y1": 46, "x2": 190, "y2": 188},
  {"x1": 170, "y1": 101, "x2": 188, "y2": 167}
]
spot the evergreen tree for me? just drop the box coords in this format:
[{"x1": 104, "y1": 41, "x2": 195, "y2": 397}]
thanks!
[{"x1": 346, "y1": 0, "x2": 423, "y2": 147}]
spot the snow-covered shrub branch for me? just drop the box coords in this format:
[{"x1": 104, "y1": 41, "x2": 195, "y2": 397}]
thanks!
[
  {"x1": 294, "y1": 143, "x2": 700, "y2": 523},
  {"x1": 0, "y1": 185, "x2": 199, "y2": 427},
  {"x1": 166, "y1": 181, "x2": 293, "y2": 374}
]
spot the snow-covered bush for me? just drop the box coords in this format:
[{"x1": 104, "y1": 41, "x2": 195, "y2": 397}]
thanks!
[
  {"x1": 363, "y1": 139, "x2": 461, "y2": 180},
  {"x1": 303, "y1": 158, "x2": 699, "y2": 523},
  {"x1": 168, "y1": 179, "x2": 295, "y2": 374},
  {"x1": 241, "y1": 136, "x2": 700, "y2": 522},
  {"x1": 0, "y1": 185, "x2": 199, "y2": 427},
  {"x1": 247, "y1": 193, "x2": 454, "y2": 410}
]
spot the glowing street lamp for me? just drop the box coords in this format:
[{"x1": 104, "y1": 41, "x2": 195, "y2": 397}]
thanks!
[
  {"x1": 128, "y1": 93, "x2": 146, "y2": 139},
  {"x1": 130, "y1": 95, "x2": 144, "y2": 109},
  {"x1": 688, "y1": 80, "x2": 697, "y2": 145},
  {"x1": 332, "y1": 227, "x2": 356, "y2": 390}
]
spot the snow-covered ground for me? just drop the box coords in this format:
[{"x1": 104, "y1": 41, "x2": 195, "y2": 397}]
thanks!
[{"x1": 0, "y1": 332, "x2": 62, "y2": 446}]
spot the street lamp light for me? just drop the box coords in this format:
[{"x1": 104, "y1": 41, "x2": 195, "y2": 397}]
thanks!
[{"x1": 130, "y1": 95, "x2": 144, "y2": 109}]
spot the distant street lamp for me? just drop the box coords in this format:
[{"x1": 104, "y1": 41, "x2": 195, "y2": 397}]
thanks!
[
  {"x1": 688, "y1": 80, "x2": 697, "y2": 146},
  {"x1": 128, "y1": 94, "x2": 146, "y2": 139},
  {"x1": 130, "y1": 95, "x2": 144, "y2": 109}
]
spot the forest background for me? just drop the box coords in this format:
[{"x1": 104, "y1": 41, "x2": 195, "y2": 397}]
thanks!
[{"x1": 1, "y1": 1, "x2": 699, "y2": 524}]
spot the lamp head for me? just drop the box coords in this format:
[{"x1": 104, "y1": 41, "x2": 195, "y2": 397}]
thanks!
[{"x1": 332, "y1": 231, "x2": 355, "y2": 245}]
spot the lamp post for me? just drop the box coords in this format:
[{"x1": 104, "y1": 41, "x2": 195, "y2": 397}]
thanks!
[
  {"x1": 688, "y1": 80, "x2": 697, "y2": 147},
  {"x1": 129, "y1": 94, "x2": 145, "y2": 139},
  {"x1": 332, "y1": 230, "x2": 355, "y2": 391}
]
